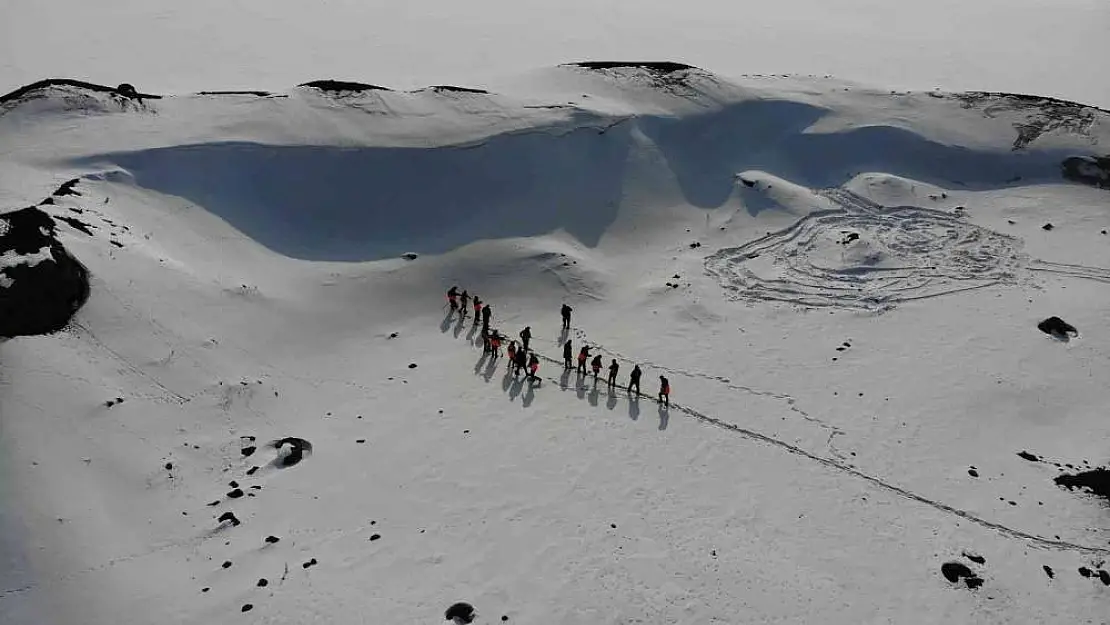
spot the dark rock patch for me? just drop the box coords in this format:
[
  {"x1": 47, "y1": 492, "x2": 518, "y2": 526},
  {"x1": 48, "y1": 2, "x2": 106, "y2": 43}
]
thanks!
[
  {"x1": 0, "y1": 206, "x2": 90, "y2": 337},
  {"x1": 229, "y1": 481, "x2": 239, "y2": 488},
  {"x1": 299, "y1": 80, "x2": 392, "y2": 93},
  {"x1": 257, "y1": 578, "x2": 268, "y2": 587},
  {"x1": 445, "y1": 602, "x2": 476, "y2": 623},
  {"x1": 1062, "y1": 155, "x2": 1110, "y2": 189},
  {"x1": 1042, "y1": 223, "x2": 1054, "y2": 231},
  {"x1": 241, "y1": 446, "x2": 256, "y2": 457},
  {"x1": 369, "y1": 533, "x2": 381, "y2": 541},
  {"x1": 265, "y1": 535, "x2": 280, "y2": 544},
  {"x1": 227, "y1": 488, "x2": 244, "y2": 499},
  {"x1": 425, "y1": 85, "x2": 490, "y2": 95},
  {"x1": 968, "y1": 468, "x2": 979, "y2": 478},
  {"x1": 197, "y1": 90, "x2": 273, "y2": 97},
  {"x1": 1100, "y1": 570, "x2": 1110, "y2": 586},
  {"x1": 1017, "y1": 451, "x2": 1040, "y2": 462},
  {"x1": 241, "y1": 604, "x2": 253, "y2": 612},
  {"x1": 53, "y1": 215, "x2": 94, "y2": 235},
  {"x1": 221, "y1": 560, "x2": 232, "y2": 569},
  {"x1": 1038, "y1": 316, "x2": 1077, "y2": 339},
  {"x1": 246, "y1": 466, "x2": 260, "y2": 475},
  {"x1": 569, "y1": 61, "x2": 697, "y2": 74},
  {"x1": 53, "y1": 179, "x2": 81, "y2": 197},
  {"x1": 218, "y1": 511, "x2": 241, "y2": 526},
  {"x1": 269, "y1": 437, "x2": 312, "y2": 467},
  {"x1": 941, "y1": 562, "x2": 983, "y2": 589},
  {"x1": 1079, "y1": 566, "x2": 1093, "y2": 578},
  {"x1": 1043, "y1": 565, "x2": 1054, "y2": 578},
  {"x1": 1054, "y1": 468, "x2": 1110, "y2": 503},
  {"x1": 962, "y1": 552, "x2": 986, "y2": 565},
  {"x1": 302, "y1": 558, "x2": 317, "y2": 569}
]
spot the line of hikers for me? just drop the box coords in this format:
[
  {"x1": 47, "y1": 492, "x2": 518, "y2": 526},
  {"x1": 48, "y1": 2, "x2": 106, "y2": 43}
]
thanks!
[{"x1": 446, "y1": 286, "x2": 670, "y2": 406}]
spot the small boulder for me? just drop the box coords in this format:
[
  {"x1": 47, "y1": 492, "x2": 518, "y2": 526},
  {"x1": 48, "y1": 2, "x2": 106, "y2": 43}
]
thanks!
[{"x1": 1037, "y1": 316, "x2": 1077, "y2": 339}]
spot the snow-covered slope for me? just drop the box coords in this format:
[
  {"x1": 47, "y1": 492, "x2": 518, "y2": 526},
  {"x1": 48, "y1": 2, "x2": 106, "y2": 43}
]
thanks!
[{"x1": 2, "y1": 65, "x2": 1109, "y2": 624}]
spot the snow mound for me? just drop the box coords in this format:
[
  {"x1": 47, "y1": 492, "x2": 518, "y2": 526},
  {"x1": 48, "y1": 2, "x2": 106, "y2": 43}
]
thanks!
[{"x1": 735, "y1": 170, "x2": 838, "y2": 214}]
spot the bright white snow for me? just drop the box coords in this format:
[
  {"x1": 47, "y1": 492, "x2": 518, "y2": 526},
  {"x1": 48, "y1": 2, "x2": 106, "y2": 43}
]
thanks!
[{"x1": 1, "y1": 66, "x2": 1109, "y2": 624}]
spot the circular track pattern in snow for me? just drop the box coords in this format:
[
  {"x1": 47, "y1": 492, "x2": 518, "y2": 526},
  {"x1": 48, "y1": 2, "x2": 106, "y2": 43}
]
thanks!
[{"x1": 706, "y1": 201, "x2": 1022, "y2": 310}]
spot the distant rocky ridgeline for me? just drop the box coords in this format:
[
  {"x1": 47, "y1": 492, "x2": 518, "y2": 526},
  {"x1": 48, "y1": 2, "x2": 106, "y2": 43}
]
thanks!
[{"x1": 0, "y1": 180, "x2": 90, "y2": 337}]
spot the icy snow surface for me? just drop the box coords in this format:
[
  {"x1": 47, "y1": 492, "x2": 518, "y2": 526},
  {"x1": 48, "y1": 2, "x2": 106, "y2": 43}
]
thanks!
[{"x1": 1, "y1": 65, "x2": 1109, "y2": 624}]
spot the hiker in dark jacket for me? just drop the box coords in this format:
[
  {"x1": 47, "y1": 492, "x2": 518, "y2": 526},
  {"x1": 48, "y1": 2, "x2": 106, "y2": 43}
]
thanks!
[
  {"x1": 527, "y1": 353, "x2": 540, "y2": 382},
  {"x1": 447, "y1": 286, "x2": 459, "y2": 312},
  {"x1": 514, "y1": 346, "x2": 528, "y2": 376},
  {"x1": 607, "y1": 359, "x2": 619, "y2": 387},
  {"x1": 560, "y1": 303, "x2": 572, "y2": 329},
  {"x1": 590, "y1": 354, "x2": 603, "y2": 381},
  {"x1": 627, "y1": 365, "x2": 642, "y2": 395},
  {"x1": 459, "y1": 290, "x2": 470, "y2": 318},
  {"x1": 481, "y1": 304, "x2": 492, "y2": 330},
  {"x1": 563, "y1": 340, "x2": 573, "y2": 369},
  {"x1": 520, "y1": 326, "x2": 532, "y2": 352},
  {"x1": 472, "y1": 296, "x2": 482, "y2": 326}
]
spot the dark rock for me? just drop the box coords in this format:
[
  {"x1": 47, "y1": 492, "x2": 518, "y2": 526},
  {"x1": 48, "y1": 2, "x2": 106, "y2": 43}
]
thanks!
[
  {"x1": 356, "y1": 439, "x2": 366, "y2": 444},
  {"x1": 218, "y1": 511, "x2": 241, "y2": 526},
  {"x1": 302, "y1": 558, "x2": 318, "y2": 569},
  {"x1": 1037, "y1": 316, "x2": 1077, "y2": 339},
  {"x1": 201, "y1": 587, "x2": 210, "y2": 593},
  {"x1": 241, "y1": 604, "x2": 253, "y2": 612},
  {"x1": 400, "y1": 252, "x2": 418, "y2": 260},
  {"x1": 257, "y1": 578, "x2": 268, "y2": 587},
  {"x1": 445, "y1": 602, "x2": 476, "y2": 623},
  {"x1": 1061, "y1": 155, "x2": 1110, "y2": 189},
  {"x1": 941, "y1": 561, "x2": 983, "y2": 589},
  {"x1": 0, "y1": 207, "x2": 90, "y2": 337},
  {"x1": 299, "y1": 80, "x2": 392, "y2": 93},
  {"x1": 197, "y1": 90, "x2": 274, "y2": 97},
  {"x1": 165, "y1": 462, "x2": 173, "y2": 470},
  {"x1": 55, "y1": 215, "x2": 94, "y2": 235},
  {"x1": 568, "y1": 61, "x2": 697, "y2": 74},
  {"x1": 53, "y1": 179, "x2": 82, "y2": 197},
  {"x1": 1017, "y1": 451, "x2": 1040, "y2": 462},
  {"x1": 409, "y1": 363, "x2": 418, "y2": 369},
  {"x1": 426, "y1": 85, "x2": 490, "y2": 95},
  {"x1": 1043, "y1": 565, "x2": 1054, "y2": 578},
  {"x1": 246, "y1": 466, "x2": 259, "y2": 475},
  {"x1": 270, "y1": 437, "x2": 312, "y2": 467},
  {"x1": 265, "y1": 535, "x2": 280, "y2": 544},
  {"x1": 221, "y1": 560, "x2": 232, "y2": 569},
  {"x1": 369, "y1": 533, "x2": 381, "y2": 541},
  {"x1": 1054, "y1": 468, "x2": 1110, "y2": 503},
  {"x1": 968, "y1": 469, "x2": 979, "y2": 478},
  {"x1": 1079, "y1": 566, "x2": 1093, "y2": 578},
  {"x1": 241, "y1": 446, "x2": 256, "y2": 457},
  {"x1": 962, "y1": 552, "x2": 986, "y2": 565},
  {"x1": 227, "y1": 488, "x2": 244, "y2": 499},
  {"x1": 1100, "y1": 570, "x2": 1110, "y2": 586},
  {"x1": 229, "y1": 481, "x2": 239, "y2": 488},
  {"x1": 1042, "y1": 223, "x2": 1054, "y2": 231}
]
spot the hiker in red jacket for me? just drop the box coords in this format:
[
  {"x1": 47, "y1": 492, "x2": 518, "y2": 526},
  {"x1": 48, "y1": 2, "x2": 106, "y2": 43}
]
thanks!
[
  {"x1": 658, "y1": 375, "x2": 670, "y2": 407},
  {"x1": 446, "y1": 286, "x2": 459, "y2": 312},
  {"x1": 576, "y1": 346, "x2": 589, "y2": 376}
]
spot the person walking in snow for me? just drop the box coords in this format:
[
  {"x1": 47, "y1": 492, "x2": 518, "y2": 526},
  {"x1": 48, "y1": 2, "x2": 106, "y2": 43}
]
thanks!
[
  {"x1": 577, "y1": 346, "x2": 590, "y2": 376},
  {"x1": 560, "y1": 303, "x2": 572, "y2": 330},
  {"x1": 481, "y1": 327, "x2": 491, "y2": 353},
  {"x1": 520, "y1": 326, "x2": 532, "y2": 352},
  {"x1": 563, "y1": 340, "x2": 573, "y2": 369},
  {"x1": 506, "y1": 340, "x2": 517, "y2": 369},
  {"x1": 607, "y1": 359, "x2": 619, "y2": 388},
  {"x1": 590, "y1": 354, "x2": 603, "y2": 381},
  {"x1": 490, "y1": 332, "x2": 502, "y2": 358},
  {"x1": 514, "y1": 347, "x2": 528, "y2": 377},
  {"x1": 460, "y1": 290, "x2": 470, "y2": 318},
  {"x1": 446, "y1": 286, "x2": 459, "y2": 312},
  {"x1": 658, "y1": 375, "x2": 670, "y2": 407},
  {"x1": 472, "y1": 296, "x2": 482, "y2": 326},
  {"x1": 527, "y1": 353, "x2": 540, "y2": 382},
  {"x1": 627, "y1": 365, "x2": 642, "y2": 396},
  {"x1": 481, "y1": 304, "x2": 492, "y2": 331}
]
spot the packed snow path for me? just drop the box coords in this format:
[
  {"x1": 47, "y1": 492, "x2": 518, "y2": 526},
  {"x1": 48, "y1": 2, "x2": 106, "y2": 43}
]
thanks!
[{"x1": 450, "y1": 319, "x2": 1110, "y2": 556}]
